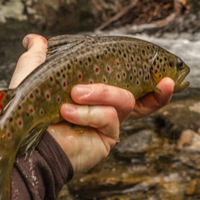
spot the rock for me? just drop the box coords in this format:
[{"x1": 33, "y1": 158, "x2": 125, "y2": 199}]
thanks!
[
  {"x1": 0, "y1": 0, "x2": 27, "y2": 23},
  {"x1": 177, "y1": 129, "x2": 200, "y2": 152},
  {"x1": 114, "y1": 129, "x2": 161, "y2": 159}
]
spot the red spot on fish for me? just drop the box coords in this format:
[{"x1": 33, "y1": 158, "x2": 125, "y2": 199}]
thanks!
[
  {"x1": 57, "y1": 97, "x2": 60, "y2": 102},
  {"x1": 41, "y1": 110, "x2": 44, "y2": 115},
  {"x1": 107, "y1": 66, "x2": 110, "y2": 71},
  {"x1": 116, "y1": 61, "x2": 120, "y2": 65},
  {"x1": 150, "y1": 56, "x2": 152, "y2": 59},
  {"x1": 18, "y1": 120, "x2": 22, "y2": 126},
  {"x1": 7, "y1": 133, "x2": 11, "y2": 137},
  {"x1": 103, "y1": 78, "x2": 106, "y2": 83},
  {"x1": 85, "y1": 62, "x2": 88, "y2": 66},
  {"x1": 90, "y1": 81, "x2": 93, "y2": 84},
  {"x1": 0, "y1": 92, "x2": 4, "y2": 101},
  {"x1": 63, "y1": 82, "x2": 67, "y2": 87},
  {"x1": 95, "y1": 68, "x2": 99, "y2": 73},
  {"x1": 137, "y1": 57, "x2": 140, "y2": 62},
  {"x1": 139, "y1": 71, "x2": 142, "y2": 75},
  {"x1": 144, "y1": 64, "x2": 147, "y2": 69},
  {"x1": 49, "y1": 77, "x2": 53, "y2": 82},
  {"x1": 30, "y1": 93, "x2": 33, "y2": 99},
  {"x1": 35, "y1": 89, "x2": 39, "y2": 94},
  {"x1": 30, "y1": 108, "x2": 33, "y2": 113},
  {"x1": 46, "y1": 94, "x2": 50, "y2": 99},
  {"x1": 127, "y1": 63, "x2": 130, "y2": 68},
  {"x1": 133, "y1": 69, "x2": 136, "y2": 73},
  {"x1": 117, "y1": 74, "x2": 120, "y2": 79},
  {"x1": 78, "y1": 74, "x2": 82, "y2": 79},
  {"x1": 123, "y1": 72, "x2": 126, "y2": 77}
]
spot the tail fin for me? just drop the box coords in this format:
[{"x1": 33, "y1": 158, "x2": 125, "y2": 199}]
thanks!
[{"x1": 0, "y1": 89, "x2": 16, "y2": 116}]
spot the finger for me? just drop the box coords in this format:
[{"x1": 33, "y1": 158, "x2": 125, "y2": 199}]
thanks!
[
  {"x1": 60, "y1": 103, "x2": 119, "y2": 148},
  {"x1": 9, "y1": 34, "x2": 47, "y2": 88},
  {"x1": 131, "y1": 77, "x2": 175, "y2": 119},
  {"x1": 70, "y1": 84, "x2": 136, "y2": 122}
]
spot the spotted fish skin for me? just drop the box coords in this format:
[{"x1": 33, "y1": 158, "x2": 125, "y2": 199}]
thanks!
[{"x1": 0, "y1": 35, "x2": 190, "y2": 199}]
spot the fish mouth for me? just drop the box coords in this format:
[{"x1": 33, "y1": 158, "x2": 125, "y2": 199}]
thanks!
[{"x1": 174, "y1": 66, "x2": 190, "y2": 93}]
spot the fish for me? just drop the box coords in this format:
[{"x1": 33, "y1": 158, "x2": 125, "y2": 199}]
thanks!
[{"x1": 0, "y1": 35, "x2": 190, "y2": 199}]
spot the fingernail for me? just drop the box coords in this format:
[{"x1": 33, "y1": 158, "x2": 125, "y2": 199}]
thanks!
[
  {"x1": 23, "y1": 36, "x2": 29, "y2": 49},
  {"x1": 64, "y1": 104, "x2": 77, "y2": 113},
  {"x1": 74, "y1": 85, "x2": 92, "y2": 98}
]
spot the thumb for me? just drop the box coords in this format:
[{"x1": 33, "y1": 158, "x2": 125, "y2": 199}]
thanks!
[{"x1": 9, "y1": 34, "x2": 48, "y2": 88}]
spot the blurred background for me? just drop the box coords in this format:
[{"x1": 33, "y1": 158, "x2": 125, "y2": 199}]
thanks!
[{"x1": 0, "y1": 0, "x2": 200, "y2": 199}]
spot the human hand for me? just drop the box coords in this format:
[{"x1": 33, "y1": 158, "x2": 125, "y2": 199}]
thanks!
[{"x1": 10, "y1": 34, "x2": 174, "y2": 173}]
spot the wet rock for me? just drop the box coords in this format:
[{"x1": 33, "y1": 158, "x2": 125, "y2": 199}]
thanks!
[
  {"x1": 177, "y1": 129, "x2": 200, "y2": 152},
  {"x1": 114, "y1": 129, "x2": 161, "y2": 159},
  {"x1": 0, "y1": 0, "x2": 27, "y2": 23}
]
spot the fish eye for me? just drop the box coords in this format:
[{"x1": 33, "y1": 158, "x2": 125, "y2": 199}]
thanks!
[{"x1": 177, "y1": 58, "x2": 184, "y2": 70}]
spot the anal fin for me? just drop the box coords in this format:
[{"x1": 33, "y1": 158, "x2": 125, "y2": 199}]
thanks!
[{"x1": 17, "y1": 123, "x2": 49, "y2": 158}]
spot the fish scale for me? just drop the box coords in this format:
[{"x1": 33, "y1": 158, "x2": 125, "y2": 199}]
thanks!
[{"x1": 0, "y1": 35, "x2": 190, "y2": 199}]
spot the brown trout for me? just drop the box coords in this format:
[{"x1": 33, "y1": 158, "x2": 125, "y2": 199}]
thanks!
[{"x1": 0, "y1": 35, "x2": 190, "y2": 199}]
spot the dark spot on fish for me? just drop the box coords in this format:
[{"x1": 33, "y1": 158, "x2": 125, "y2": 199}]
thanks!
[
  {"x1": 104, "y1": 50, "x2": 107, "y2": 55},
  {"x1": 86, "y1": 48, "x2": 90, "y2": 52},
  {"x1": 176, "y1": 58, "x2": 184, "y2": 70},
  {"x1": 88, "y1": 57, "x2": 92, "y2": 62},
  {"x1": 57, "y1": 72, "x2": 60, "y2": 77},
  {"x1": 63, "y1": 74, "x2": 65, "y2": 78},
  {"x1": 9, "y1": 117, "x2": 13, "y2": 122},
  {"x1": 26, "y1": 113, "x2": 29, "y2": 117},
  {"x1": 155, "y1": 69, "x2": 158, "y2": 74},
  {"x1": 142, "y1": 50, "x2": 145, "y2": 55},
  {"x1": 107, "y1": 46, "x2": 111, "y2": 51},
  {"x1": 74, "y1": 57, "x2": 77, "y2": 62},
  {"x1": 92, "y1": 41, "x2": 95, "y2": 44},
  {"x1": 63, "y1": 66, "x2": 66, "y2": 70},
  {"x1": 128, "y1": 46, "x2": 131, "y2": 50},
  {"x1": 157, "y1": 64, "x2": 160, "y2": 69},
  {"x1": 81, "y1": 51, "x2": 85, "y2": 55},
  {"x1": 164, "y1": 57, "x2": 167, "y2": 61},
  {"x1": 169, "y1": 61, "x2": 174, "y2": 68},
  {"x1": 67, "y1": 64, "x2": 71, "y2": 70},
  {"x1": 64, "y1": 58, "x2": 68, "y2": 62},
  {"x1": 118, "y1": 50, "x2": 121, "y2": 55},
  {"x1": 131, "y1": 57, "x2": 134, "y2": 62},
  {"x1": 18, "y1": 105, "x2": 21, "y2": 110},
  {"x1": 160, "y1": 59, "x2": 162, "y2": 63},
  {"x1": 163, "y1": 68, "x2": 166, "y2": 72},
  {"x1": 147, "y1": 46, "x2": 150, "y2": 50},
  {"x1": 70, "y1": 60, "x2": 73, "y2": 64},
  {"x1": 112, "y1": 48, "x2": 116, "y2": 53},
  {"x1": 124, "y1": 53, "x2": 127, "y2": 58},
  {"x1": 114, "y1": 44, "x2": 117, "y2": 47},
  {"x1": 79, "y1": 60, "x2": 82, "y2": 65},
  {"x1": 96, "y1": 54, "x2": 100, "y2": 59},
  {"x1": 153, "y1": 60, "x2": 156, "y2": 66},
  {"x1": 121, "y1": 43, "x2": 124, "y2": 47},
  {"x1": 134, "y1": 44, "x2": 137, "y2": 48}
]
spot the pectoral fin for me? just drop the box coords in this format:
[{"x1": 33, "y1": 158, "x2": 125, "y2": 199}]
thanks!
[{"x1": 17, "y1": 123, "x2": 49, "y2": 158}]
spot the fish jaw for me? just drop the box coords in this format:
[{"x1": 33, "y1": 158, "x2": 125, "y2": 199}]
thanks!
[{"x1": 174, "y1": 65, "x2": 190, "y2": 92}]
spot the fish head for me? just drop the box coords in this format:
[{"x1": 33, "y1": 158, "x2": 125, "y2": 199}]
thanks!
[{"x1": 151, "y1": 52, "x2": 190, "y2": 93}]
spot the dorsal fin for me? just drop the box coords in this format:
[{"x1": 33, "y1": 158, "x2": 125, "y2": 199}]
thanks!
[
  {"x1": 47, "y1": 35, "x2": 88, "y2": 59},
  {"x1": 0, "y1": 88, "x2": 16, "y2": 116}
]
